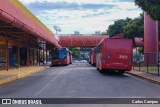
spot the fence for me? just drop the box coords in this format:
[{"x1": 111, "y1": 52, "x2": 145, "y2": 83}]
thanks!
[{"x1": 132, "y1": 52, "x2": 159, "y2": 76}]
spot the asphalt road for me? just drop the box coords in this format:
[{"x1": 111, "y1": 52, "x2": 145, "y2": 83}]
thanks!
[{"x1": 0, "y1": 62, "x2": 160, "y2": 107}]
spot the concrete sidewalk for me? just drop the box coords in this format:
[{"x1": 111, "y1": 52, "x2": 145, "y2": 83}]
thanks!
[
  {"x1": 127, "y1": 70, "x2": 160, "y2": 86},
  {"x1": 0, "y1": 66, "x2": 48, "y2": 85}
]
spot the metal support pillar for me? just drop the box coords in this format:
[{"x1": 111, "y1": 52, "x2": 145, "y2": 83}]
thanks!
[
  {"x1": 26, "y1": 43, "x2": 29, "y2": 67},
  {"x1": 46, "y1": 49, "x2": 48, "y2": 65},
  {"x1": 5, "y1": 41, "x2": 9, "y2": 71},
  {"x1": 17, "y1": 44, "x2": 20, "y2": 68},
  {"x1": 33, "y1": 48, "x2": 35, "y2": 66},
  {"x1": 43, "y1": 49, "x2": 45, "y2": 62},
  {"x1": 144, "y1": 12, "x2": 158, "y2": 65}
]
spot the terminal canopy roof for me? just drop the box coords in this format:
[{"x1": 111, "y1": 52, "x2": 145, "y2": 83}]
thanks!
[{"x1": 0, "y1": 0, "x2": 60, "y2": 47}]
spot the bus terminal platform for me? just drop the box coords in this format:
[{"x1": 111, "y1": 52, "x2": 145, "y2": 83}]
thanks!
[{"x1": 0, "y1": 66, "x2": 48, "y2": 86}]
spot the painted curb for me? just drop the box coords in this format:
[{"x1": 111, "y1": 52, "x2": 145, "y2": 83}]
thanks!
[
  {"x1": 126, "y1": 72, "x2": 160, "y2": 86},
  {"x1": 0, "y1": 75, "x2": 17, "y2": 85},
  {"x1": 0, "y1": 67, "x2": 48, "y2": 86}
]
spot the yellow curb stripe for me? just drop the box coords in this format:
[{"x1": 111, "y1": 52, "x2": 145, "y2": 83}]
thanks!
[
  {"x1": 0, "y1": 75, "x2": 17, "y2": 85},
  {"x1": 0, "y1": 67, "x2": 48, "y2": 86}
]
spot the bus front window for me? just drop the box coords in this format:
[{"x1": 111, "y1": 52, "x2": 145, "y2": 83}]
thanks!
[{"x1": 59, "y1": 48, "x2": 67, "y2": 59}]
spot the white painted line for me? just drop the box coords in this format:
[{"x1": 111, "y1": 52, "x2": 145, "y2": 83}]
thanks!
[{"x1": 34, "y1": 69, "x2": 66, "y2": 97}]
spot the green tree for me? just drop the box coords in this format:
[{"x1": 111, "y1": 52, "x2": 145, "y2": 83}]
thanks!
[
  {"x1": 71, "y1": 47, "x2": 80, "y2": 59},
  {"x1": 134, "y1": 0, "x2": 160, "y2": 40},
  {"x1": 107, "y1": 18, "x2": 132, "y2": 37},
  {"x1": 134, "y1": 0, "x2": 160, "y2": 21},
  {"x1": 123, "y1": 13, "x2": 144, "y2": 40},
  {"x1": 138, "y1": 47, "x2": 144, "y2": 53}
]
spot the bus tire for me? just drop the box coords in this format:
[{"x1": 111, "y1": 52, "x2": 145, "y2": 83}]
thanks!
[
  {"x1": 50, "y1": 65, "x2": 54, "y2": 67},
  {"x1": 99, "y1": 69, "x2": 104, "y2": 73},
  {"x1": 118, "y1": 70, "x2": 125, "y2": 75},
  {"x1": 97, "y1": 68, "x2": 99, "y2": 71},
  {"x1": 93, "y1": 63, "x2": 96, "y2": 67}
]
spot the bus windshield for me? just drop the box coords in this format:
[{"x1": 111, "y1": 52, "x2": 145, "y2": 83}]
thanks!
[
  {"x1": 51, "y1": 48, "x2": 67, "y2": 60},
  {"x1": 59, "y1": 48, "x2": 67, "y2": 59}
]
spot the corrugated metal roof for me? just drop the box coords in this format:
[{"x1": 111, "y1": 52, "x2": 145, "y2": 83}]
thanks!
[
  {"x1": 0, "y1": 0, "x2": 60, "y2": 47},
  {"x1": 10, "y1": 0, "x2": 53, "y2": 35}
]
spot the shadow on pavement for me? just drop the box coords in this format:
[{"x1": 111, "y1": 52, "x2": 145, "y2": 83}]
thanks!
[{"x1": 100, "y1": 71, "x2": 129, "y2": 78}]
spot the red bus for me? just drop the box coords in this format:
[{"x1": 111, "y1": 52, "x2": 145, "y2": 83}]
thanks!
[
  {"x1": 90, "y1": 47, "x2": 96, "y2": 66},
  {"x1": 88, "y1": 51, "x2": 91, "y2": 64},
  {"x1": 96, "y1": 38, "x2": 133, "y2": 74},
  {"x1": 51, "y1": 47, "x2": 72, "y2": 66}
]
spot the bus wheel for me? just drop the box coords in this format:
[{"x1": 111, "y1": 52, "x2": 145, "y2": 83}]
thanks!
[
  {"x1": 118, "y1": 70, "x2": 125, "y2": 75},
  {"x1": 50, "y1": 65, "x2": 54, "y2": 67},
  {"x1": 93, "y1": 63, "x2": 96, "y2": 67},
  {"x1": 99, "y1": 69, "x2": 104, "y2": 73},
  {"x1": 98, "y1": 64, "x2": 103, "y2": 73},
  {"x1": 97, "y1": 68, "x2": 99, "y2": 71}
]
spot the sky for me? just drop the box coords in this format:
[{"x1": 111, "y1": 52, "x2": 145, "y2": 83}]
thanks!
[{"x1": 19, "y1": 0, "x2": 142, "y2": 35}]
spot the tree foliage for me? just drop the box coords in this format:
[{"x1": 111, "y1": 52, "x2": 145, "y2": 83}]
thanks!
[
  {"x1": 123, "y1": 13, "x2": 144, "y2": 40},
  {"x1": 106, "y1": 14, "x2": 144, "y2": 40},
  {"x1": 134, "y1": 0, "x2": 160, "y2": 21},
  {"x1": 134, "y1": 0, "x2": 160, "y2": 40},
  {"x1": 107, "y1": 18, "x2": 132, "y2": 37},
  {"x1": 138, "y1": 47, "x2": 144, "y2": 53},
  {"x1": 71, "y1": 47, "x2": 80, "y2": 58}
]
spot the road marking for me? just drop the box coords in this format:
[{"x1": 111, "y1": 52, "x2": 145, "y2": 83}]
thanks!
[{"x1": 34, "y1": 68, "x2": 66, "y2": 97}]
